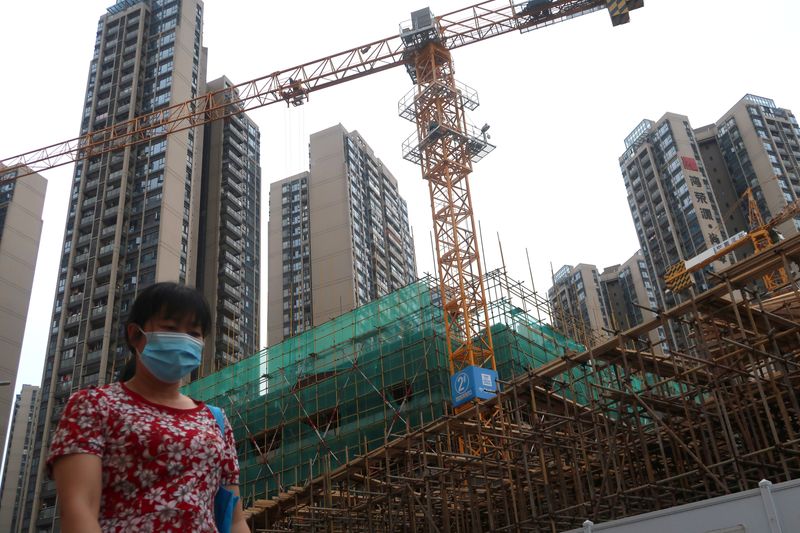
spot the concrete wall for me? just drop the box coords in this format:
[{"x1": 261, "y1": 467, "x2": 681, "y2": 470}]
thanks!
[
  {"x1": 562, "y1": 479, "x2": 800, "y2": 533},
  {"x1": 0, "y1": 169, "x2": 45, "y2": 467},
  {"x1": 308, "y1": 125, "x2": 356, "y2": 325}
]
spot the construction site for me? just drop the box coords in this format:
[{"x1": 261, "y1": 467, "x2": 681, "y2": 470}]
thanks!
[
  {"x1": 179, "y1": 232, "x2": 800, "y2": 532},
  {"x1": 2, "y1": 0, "x2": 799, "y2": 531}
]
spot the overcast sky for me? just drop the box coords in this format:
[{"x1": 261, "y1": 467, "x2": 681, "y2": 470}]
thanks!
[{"x1": 1, "y1": 0, "x2": 798, "y2": 396}]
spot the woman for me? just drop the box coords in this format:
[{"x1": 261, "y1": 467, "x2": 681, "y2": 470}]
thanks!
[{"x1": 48, "y1": 282, "x2": 249, "y2": 533}]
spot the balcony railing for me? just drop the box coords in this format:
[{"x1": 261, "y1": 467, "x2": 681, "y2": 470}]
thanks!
[
  {"x1": 221, "y1": 299, "x2": 240, "y2": 317},
  {"x1": 224, "y1": 221, "x2": 243, "y2": 239},
  {"x1": 94, "y1": 284, "x2": 110, "y2": 298},
  {"x1": 55, "y1": 382, "x2": 73, "y2": 396},
  {"x1": 96, "y1": 264, "x2": 113, "y2": 278},
  {"x1": 38, "y1": 506, "x2": 56, "y2": 521}
]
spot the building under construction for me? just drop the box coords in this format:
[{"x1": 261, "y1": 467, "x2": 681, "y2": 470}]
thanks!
[{"x1": 183, "y1": 233, "x2": 800, "y2": 532}]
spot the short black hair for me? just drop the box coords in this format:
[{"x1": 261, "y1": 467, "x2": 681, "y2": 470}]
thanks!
[{"x1": 120, "y1": 282, "x2": 212, "y2": 381}]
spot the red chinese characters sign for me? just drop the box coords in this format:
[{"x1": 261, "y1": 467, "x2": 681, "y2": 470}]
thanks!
[{"x1": 682, "y1": 156, "x2": 699, "y2": 172}]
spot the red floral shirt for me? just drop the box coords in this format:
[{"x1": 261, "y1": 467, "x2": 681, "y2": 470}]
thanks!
[{"x1": 47, "y1": 382, "x2": 238, "y2": 533}]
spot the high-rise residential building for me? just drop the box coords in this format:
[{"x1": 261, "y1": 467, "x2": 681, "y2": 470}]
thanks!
[
  {"x1": 0, "y1": 385, "x2": 39, "y2": 533},
  {"x1": 547, "y1": 263, "x2": 610, "y2": 345},
  {"x1": 268, "y1": 124, "x2": 417, "y2": 344},
  {"x1": 0, "y1": 164, "x2": 46, "y2": 468},
  {"x1": 696, "y1": 95, "x2": 800, "y2": 241},
  {"x1": 620, "y1": 113, "x2": 728, "y2": 307},
  {"x1": 547, "y1": 252, "x2": 666, "y2": 351},
  {"x1": 20, "y1": 1, "x2": 261, "y2": 529},
  {"x1": 197, "y1": 76, "x2": 261, "y2": 375},
  {"x1": 600, "y1": 250, "x2": 665, "y2": 350}
]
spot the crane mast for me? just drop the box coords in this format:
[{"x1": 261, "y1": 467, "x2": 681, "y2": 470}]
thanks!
[{"x1": 398, "y1": 10, "x2": 497, "y2": 395}]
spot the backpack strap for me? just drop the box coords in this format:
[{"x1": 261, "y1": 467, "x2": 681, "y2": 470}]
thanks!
[{"x1": 207, "y1": 404, "x2": 225, "y2": 435}]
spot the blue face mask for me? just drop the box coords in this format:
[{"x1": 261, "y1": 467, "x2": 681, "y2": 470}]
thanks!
[{"x1": 138, "y1": 330, "x2": 204, "y2": 383}]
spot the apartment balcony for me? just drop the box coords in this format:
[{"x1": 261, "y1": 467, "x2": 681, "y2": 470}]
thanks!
[
  {"x1": 71, "y1": 272, "x2": 87, "y2": 285},
  {"x1": 94, "y1": 284, "x2": 110, "y2": 298},
  {"x1": 66, "y1": 313, "x2": 81, "y2": 326},
  {"x1": 225, "y1": 205, "x2": 244, "y2": 225},
  {"x1": 91, "y1": 305, "x2": 107, "y2": 318},
  {"x1": 103, "y1": 206, "x2": 119, "y2": 220},
  {"x1": 88, "y1": 329, "x2": 105, "y2": 343},
  {"x1": 101, "y1": 225, "x2": 117, "y2": 238},
  {"x1": 106, "y1": 187, "x2": 121, "y2": 201},
  {"x1": 58, "y1": 357, "x2": 74, "y2": 373},
  {"x1": 55, "y1": 382, "x2": 73, "y2": 397},
  {"x1": 221, "y1": 298, "x2": 240, "y2": 318},
  {"x1": 68, "y1": 293, "x2": 84, "y2": 306},
  {"x1": 222, "y1": 282, "x2": 241, "y2": 300},
  {"x1": 221, "y1": 266, "x2": 241, "y2": 285},
  {"x1": 108, "y1": 170, "x2": 123, "y2": 184},
  {"x1": 84, "y1": 178, "x2": 99, "y2": 191},
  {"x1": 225, "y1": 180, "x2": 243, "y2": 198},
  {"x1": 43, "y1": 479, "x2": 57, "y2": 496},
  {"x1": 223, "y1": 250, "x2": 242, "y2": 268},
  {"x1": 222, "y1": 163, "x2": 245, "y2": 183},
  {"x1": 221, "y1": 316, "x2": 240, "y2": 333},
  {"x1": 223, "y1": 220, "x2": 243, "y2": 240},
  {"x1": 86, "y1": 350, "x2": 103, "y2": 365},
  {"x1": 225, "y1": 150, "x2": 244, "y2": 168},
  {"x1": 96, "y1": 263, "x2": 113, "y2": 279},
  {"x1": 218, "y1": 332, "x2": 237, "y2": 349},
  {"x1": 79, "y1": 215, "x2": 94, "y2": 228},
  {"x1": 99, "y1": 243, "x2": 116, "y2": 257},
  {"x1": 222, "y1": 235, "x2": 240, "y2": 251},
  {"x1": 62, "y1": 335, "x2": 78, "y2": 348},
  {"x1": 77, "y1": 233, "x2": 92, "y2": 246},
  {"x1": 83, "y1": 196, "x2": 99, "y2": 210},
  {"x1": 227, "y1": 119, "x2": 246, "y2": 141},
  {"x1": 51, "y1": 400, "x2": 66, "y2": 419},
  {"x1": 38, "y1": 506, "x2": 56, "y2": 523}
]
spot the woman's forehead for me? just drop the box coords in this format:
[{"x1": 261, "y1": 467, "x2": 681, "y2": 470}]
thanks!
[{"x1": 151, "y1": 309, "x2": 200, "y2": 327}]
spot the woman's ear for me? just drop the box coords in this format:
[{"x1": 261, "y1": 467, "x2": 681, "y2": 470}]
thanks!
[{"x1": 126, "y1": 323, "x2": 147, "y2": 354}]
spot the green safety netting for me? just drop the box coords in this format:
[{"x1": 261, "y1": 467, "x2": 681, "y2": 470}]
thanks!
[{"x1": 182, "y1": 278, "x2": 622, "y2": 506}]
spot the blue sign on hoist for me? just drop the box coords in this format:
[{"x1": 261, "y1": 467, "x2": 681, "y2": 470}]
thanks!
[{"x1": 450, "y1": 365, "x2": 499, "y2": 407}]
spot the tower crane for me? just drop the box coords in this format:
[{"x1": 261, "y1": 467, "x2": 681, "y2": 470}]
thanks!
[
  {"x1": 664, "y1": 187, "x2": 800, "y2": 293},
  {"x1": 1, "y1": 0, "x2": 645, "y2": 409}
]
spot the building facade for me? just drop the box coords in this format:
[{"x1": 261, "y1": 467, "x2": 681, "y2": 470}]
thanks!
[
  {"x1": 600, "y1": 250, "x2": 665, "y2": 350},
  {"x1": 0, "y1": 385, "x2": 39, "y2": 533},
  {"x1": 547, "y1": 263, "x2": 610, "y2": 346},
  {"x1": 620, "y1": 113, "x2": 729, "y2": 306},
  {"x1": 697, "y1": 95, "x2": 800, "y2": 241},
  {"x1": 0, "y1": 165, "x2": 46, "y2": 471},
  {"x1": 268, "y1": 125, "x2": 417, "y2": 344},
  {"x1": 197, "y1": 76, "x2": 261, "y2": 376},
  {"x1": 547, "y1": 252, "x2": 665, "y2": 351},
  {"x1": 20, "y1": 1, "x2": 261, "y2": 529}
]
